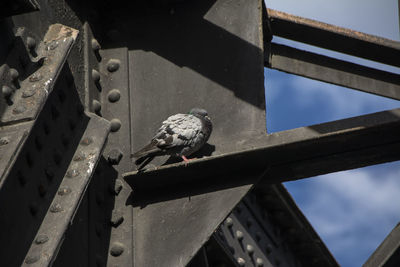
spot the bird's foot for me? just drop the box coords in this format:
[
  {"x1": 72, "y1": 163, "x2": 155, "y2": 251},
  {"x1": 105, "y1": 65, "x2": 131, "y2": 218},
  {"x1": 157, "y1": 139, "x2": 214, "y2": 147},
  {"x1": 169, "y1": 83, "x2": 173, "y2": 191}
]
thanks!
[{"x1": 181, "y1": 155, "x2": 197, "y2": 166}]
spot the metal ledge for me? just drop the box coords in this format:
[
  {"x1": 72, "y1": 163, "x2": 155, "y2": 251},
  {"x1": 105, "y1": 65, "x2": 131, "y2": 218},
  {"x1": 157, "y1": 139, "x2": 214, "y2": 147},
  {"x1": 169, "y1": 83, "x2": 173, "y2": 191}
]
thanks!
[
  {"x1": 124, "y1": 108, "x2": 400, "y2": 195},
  {"x1": 266, "y1": 8, "x2": 400, "y2": 67}
]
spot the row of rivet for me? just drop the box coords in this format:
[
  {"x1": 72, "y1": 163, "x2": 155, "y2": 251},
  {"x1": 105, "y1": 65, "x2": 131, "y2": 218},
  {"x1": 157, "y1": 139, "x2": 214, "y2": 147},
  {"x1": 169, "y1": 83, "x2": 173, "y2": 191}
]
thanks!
[
  {"x1": 96, "y1": 40, "x2": 127, "y2": 261},
  {"x1": 2, "y1": 34, "x2": 38, "y2": 104},
  {"x1": 221, "y1": 212, "x2": 270, "y2": 267},
  {"x1": 24, "y1": 136, "x2": 94, "y2": 264}
]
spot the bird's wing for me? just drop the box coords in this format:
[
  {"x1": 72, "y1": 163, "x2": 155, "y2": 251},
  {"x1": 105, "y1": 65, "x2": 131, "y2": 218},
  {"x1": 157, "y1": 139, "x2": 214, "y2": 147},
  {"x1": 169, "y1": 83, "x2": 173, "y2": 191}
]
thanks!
[{"x1": 153, "y1": 114, "x2": 202, "y2": 149}]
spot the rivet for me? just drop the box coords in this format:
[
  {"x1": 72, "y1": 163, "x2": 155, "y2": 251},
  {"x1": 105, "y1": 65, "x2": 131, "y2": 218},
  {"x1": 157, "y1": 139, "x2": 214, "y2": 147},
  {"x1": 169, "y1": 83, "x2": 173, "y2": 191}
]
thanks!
[
  {"x1": 43, "y1": 122, "x2": 50, "y2": 135},
  {"x1": 110, "y1": 242, "x2": 124, "y2": 257},
  {"x1": 18, "y1": 171, "x2": 27, "y2": 186},
  {"x1": 9, "y1": 68, "x2": 19, "y2": 80},
  {"x1": 237, "y1": 257, "x2": 245, "y2": 266},
  {"x1": 236, "y1": 230, "x2": 243, "y2": 241},
  {"x1": 92, "y1": 99, "x2": 101, "y2": 113},
  {"x1": 107, "y1": 89, "x2": 120, "y2": 102},
  {"x1": 235, "y1": 205, "x2": 242, "y2": 214},
  {"x1": 51, "y1": 105, "x2": 60, "y2": 120},
  {"x1": 107, "y1": 59, "x2": 120, "y2": 72},
  {"x1": 91, "y1": 38, "x2": 101, "y2": 51},
  {"x1": 107, "y1": 148, "x2": 123, "y2": 165},
  {"x1": 45, "y1": 166, "x2": 55, "y2": 181},
  {"x1": 35, "y1": 234, "x2": 49, "y2": 244},
  {"x1": 92, "y1": 69, "x2": 100, "y2": 83},
  {"x1": 12, "y1": 105, "x2": 27, "y2": 114},
  {"x1": 0, "y1": 137, "x2": 9, "y2": 146},
  {"x1": 38, "y1": 184, "x2": 46, "y2": 197},
  {"x1": 96, "y1": 193, "x2": 104, "y2": 205},
  {"x1": 66, "y1": 169, "x2": 80, "y2": 178},
  {"x1": 95, "y1": 255, "x2": 104, "y2": 267},
  {"x1": 50, "y1": 203, "x2": 63, "y2": 213},
  {"x1": 113, "y1": 179, "x2": 123, "y2": 195},
  {"x1": 256, "y1": 258, "x2": 264, "y2": 267},
  {"x1": 68, "y1": 119, "x2": 77, "y2": 131},
  {"x1": 53, "y1": 152, "x2": 62, "y2": 165},
  {"x1": 25, "y1": 254, "x2": 40, "y2": 264},
  {"x1": 111, "y1": 210, "x2": 124, "y2": 227},
  {"x1": 76, "y1": 104, "x2": 84, "y2": 116},
  {"x1": 58, "y1": 90, "x2": 66, "y2": 103},
  {"x1": 61, "y1": 134, "x2": 70, "y2": 148},
  {"x1": 64, "y1": 74, "x2": 74, "y2": 87},
  {"x1": 46, "y1": 40, "x2": 58, "y2": 50},
  {"x1": 225, "y1": 217, "x2": 233, "y2": 227},
  {"x1": 73, "y1": 152, "x2": 85, "y2": 161},
  {"x1": 246, "y1": 244, "x2": 254, "y2": 255},
  {"x1": 255, "y1": 232, "x2": 261, "y2": 242},
  {"x1": 265, "y1": 244, "x2": 272, "y2": 254},
  {"x1": 29, "y1": 72, "x2": 42, "y2": 82},
  {"x1": 58, "y1": 186, "x2": 71, "y2": 196},
  {"x1": 80, "y1": 137, "x2": 93, "y2": 146},
  {"x1": 34, "y1": 136, "x2": 42, "y2": 150},
  {"x1": 30, "y1": 203, "x2": 39, "y2": 216},
  {"x1": 27, "y1": 37, "x2": 36, "y2": 50},
  {"x1": 2, "y1": 85, "x2": 13, "y2": 98},
  {"x1": 95, "y1": 223, "x2": 103, "y2": 237},
  {"x1": 22, "y1": 87, "x2": 36, "y2": 98},
  {"x1": 107, "y1": 29, "x2": 120, "y2": 40},
  {"x1": 110, "y1": 118, "x2": 121, "y2": 132}
]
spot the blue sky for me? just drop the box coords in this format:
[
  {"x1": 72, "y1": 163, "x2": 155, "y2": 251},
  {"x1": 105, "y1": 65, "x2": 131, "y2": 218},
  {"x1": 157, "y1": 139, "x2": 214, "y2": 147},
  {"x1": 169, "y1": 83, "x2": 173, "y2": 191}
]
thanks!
[{"x1": 264, "y1": 0, "x2": 400, "y2": 266}]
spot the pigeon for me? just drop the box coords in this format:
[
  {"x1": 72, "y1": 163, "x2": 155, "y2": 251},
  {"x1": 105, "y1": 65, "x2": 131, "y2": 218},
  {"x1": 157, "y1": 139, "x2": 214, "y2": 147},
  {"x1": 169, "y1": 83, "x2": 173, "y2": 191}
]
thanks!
[{"x1": 131, "y1": 108, "x2": 212, "y2": 170}]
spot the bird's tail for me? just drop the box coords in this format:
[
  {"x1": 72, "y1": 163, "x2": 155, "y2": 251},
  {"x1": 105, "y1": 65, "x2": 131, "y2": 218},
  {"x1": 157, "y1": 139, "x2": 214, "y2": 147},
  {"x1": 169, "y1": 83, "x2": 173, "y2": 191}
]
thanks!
[{"x1": 131, "y1": 140, "x2": 161, "y2": 170}]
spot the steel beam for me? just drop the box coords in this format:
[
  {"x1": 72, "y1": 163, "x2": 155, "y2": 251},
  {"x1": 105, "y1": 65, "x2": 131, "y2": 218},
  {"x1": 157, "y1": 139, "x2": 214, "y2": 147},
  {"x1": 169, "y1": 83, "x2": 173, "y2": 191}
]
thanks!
[
  {"x1": 214, "y1": 185, "x2": 339, "y2": 267},
  {"x1": 364, "y1": 223, "x2": 400, "y2": 267},
  {"x1": 22, "y1": 113, "x2": 110, "y2": 266},
  {"x1": 266, "y1": 42, "x2": 400, "y2": 100},
  {"x1": 266, "y1": 8, "x2": 400, "y2": 67},
  {"x1": 124, "y1": 108, "x2": 400, "y2": 192}
]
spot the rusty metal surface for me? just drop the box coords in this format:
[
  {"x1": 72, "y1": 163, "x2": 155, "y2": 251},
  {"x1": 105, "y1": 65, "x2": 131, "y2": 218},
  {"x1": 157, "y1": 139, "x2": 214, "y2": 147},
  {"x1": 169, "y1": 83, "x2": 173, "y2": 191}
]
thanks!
[
  {"x1": 267, "y1": 8, "x2": 400, "y2": 67},
  {"x1": 0, "y1": 24, "x2": 78, "y2": 125},
  {"x1": 266, "y1": 42, "x2": 400, "y2": 100},
  {"x1": 364, "y1": 223, "x2": 400, "y2": 267},
  {"x1": 124, "y1": 108, "x2": 400, "y2": 191},
  {"x1": 22, "y1": 113, "x2": 110, "y2": 266}
]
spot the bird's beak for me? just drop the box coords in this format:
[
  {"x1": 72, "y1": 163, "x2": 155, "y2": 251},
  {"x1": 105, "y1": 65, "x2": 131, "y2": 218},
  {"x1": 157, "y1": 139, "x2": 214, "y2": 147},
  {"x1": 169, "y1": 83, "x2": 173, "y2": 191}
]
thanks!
[{"x1": 205, "y1": 115, "x2": 211, "y2": 121}]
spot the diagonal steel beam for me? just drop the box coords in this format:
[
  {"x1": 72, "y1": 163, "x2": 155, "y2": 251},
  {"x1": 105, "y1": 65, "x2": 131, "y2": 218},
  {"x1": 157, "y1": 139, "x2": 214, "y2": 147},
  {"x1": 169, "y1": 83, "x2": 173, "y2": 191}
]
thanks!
[
  {"x1": 124, "y1": 108, "x2": 400, "y2": 193},
  {"x1": 364, "y1": 223, "x2": 400, "y2": 267},
  {"x1": 265, "y1": 42, "x2": 400, "y2": 100},
  {"x1": 266, "y1": 8, "x2": 400, "y2": 67}
]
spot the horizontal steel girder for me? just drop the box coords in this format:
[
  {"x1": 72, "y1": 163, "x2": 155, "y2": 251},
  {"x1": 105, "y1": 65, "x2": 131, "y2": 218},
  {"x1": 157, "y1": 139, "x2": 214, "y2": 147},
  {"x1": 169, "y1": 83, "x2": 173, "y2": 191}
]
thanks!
[
  {"x1": 265, "y1": 42, "x2": 400, "y2": 100},
  {"x1": 266, "y1": 8, "x2": 400, "y2": 67},
  {"x1": 124, "y1": 108, "x2": 400, "y2": 193}
]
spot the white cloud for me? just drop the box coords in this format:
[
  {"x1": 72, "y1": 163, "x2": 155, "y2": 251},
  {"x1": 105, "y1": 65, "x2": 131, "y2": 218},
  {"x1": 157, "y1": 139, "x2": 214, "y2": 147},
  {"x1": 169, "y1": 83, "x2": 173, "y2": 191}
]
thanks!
[
  {"x1": 288, "y1": 75, "x2": 400, "y2": 119},
  {"x1": 285, "y1": 164, "x2": 400, "y2": 266}
]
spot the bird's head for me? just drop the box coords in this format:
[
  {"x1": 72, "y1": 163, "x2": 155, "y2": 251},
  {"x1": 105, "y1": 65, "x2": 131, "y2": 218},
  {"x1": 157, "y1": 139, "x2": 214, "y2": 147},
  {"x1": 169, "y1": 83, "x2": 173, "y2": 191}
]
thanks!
[{"x1": 189, "y1": 108, "x2": 210, "y2": 120}]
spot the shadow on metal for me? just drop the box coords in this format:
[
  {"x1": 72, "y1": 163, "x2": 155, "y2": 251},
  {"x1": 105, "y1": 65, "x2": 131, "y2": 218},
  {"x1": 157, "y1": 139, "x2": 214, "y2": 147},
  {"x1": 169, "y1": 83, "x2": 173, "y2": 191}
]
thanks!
[{"x1": 53, "y1": 157, "x2": 118, "y2": 267}]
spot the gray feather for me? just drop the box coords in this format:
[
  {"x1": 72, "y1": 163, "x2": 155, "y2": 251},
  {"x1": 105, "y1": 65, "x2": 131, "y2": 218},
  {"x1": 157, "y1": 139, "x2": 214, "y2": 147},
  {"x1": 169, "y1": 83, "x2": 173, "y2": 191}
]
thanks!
[{"x1": 131, "y1": 108, "x2": 212, "y2": 169}]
